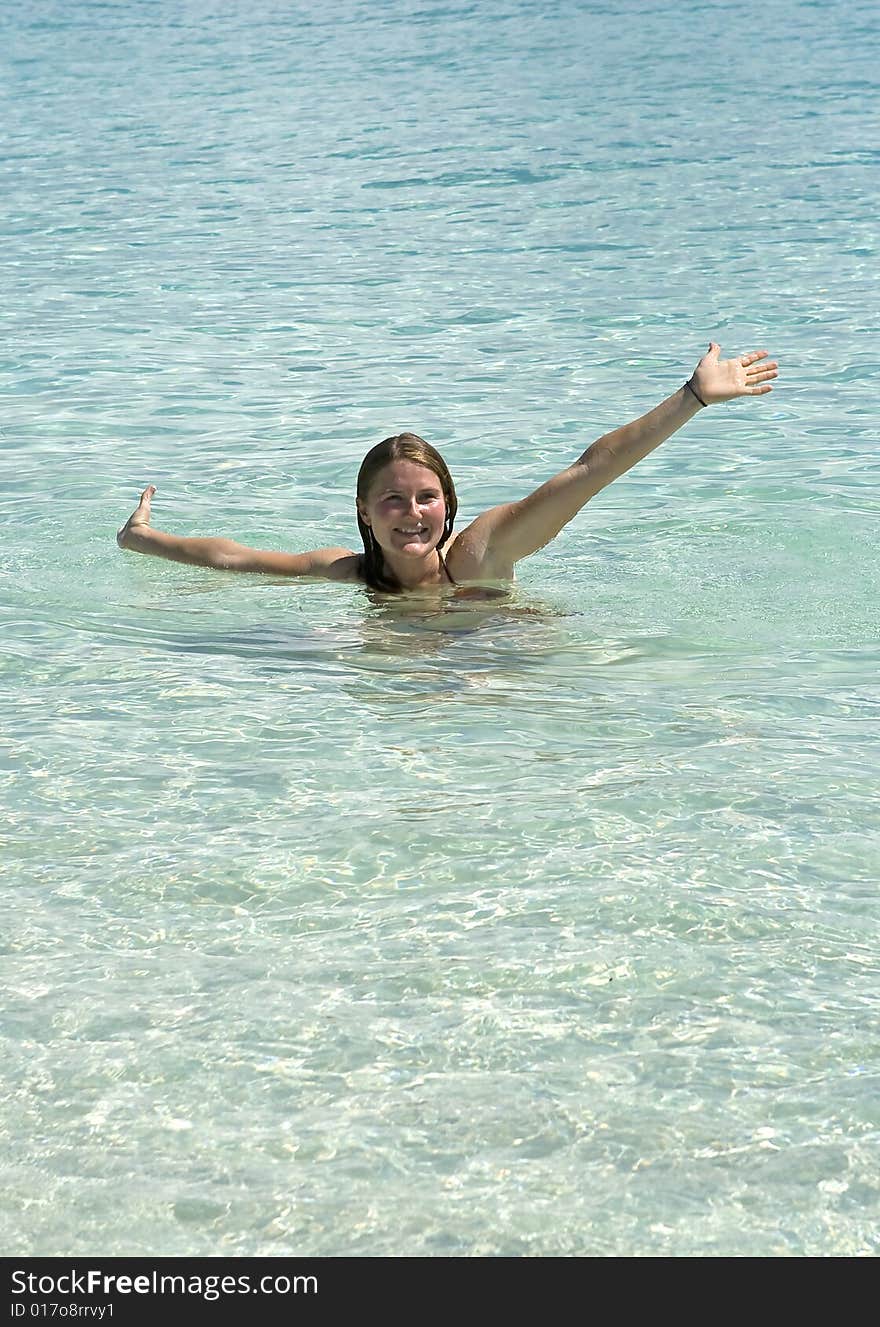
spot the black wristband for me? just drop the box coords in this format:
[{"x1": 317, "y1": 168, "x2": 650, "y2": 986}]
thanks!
[{"x1": 684, "y1": 378, "x2": 708, "y2": 408}]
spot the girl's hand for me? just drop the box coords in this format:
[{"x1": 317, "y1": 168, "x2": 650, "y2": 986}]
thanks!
[
  {"x1": 691, "y1": 343, "x2": 778, "y2": 405},
  {"x1": 117, "y1": 484, "x2": 157, "y2": 547}
]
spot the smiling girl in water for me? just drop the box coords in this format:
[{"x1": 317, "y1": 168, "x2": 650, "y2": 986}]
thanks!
[{"x1": 117, "y1": 344, "x2": 777, "y2": 592}]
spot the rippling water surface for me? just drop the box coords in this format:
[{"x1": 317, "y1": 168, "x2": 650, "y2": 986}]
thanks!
[{"x1": 2, "y1": 0, "x2": 878, "y2": 1256}]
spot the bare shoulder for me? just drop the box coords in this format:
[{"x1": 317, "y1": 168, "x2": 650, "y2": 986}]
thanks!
[
  {"x1": 309, "y1": 549, "x2": 361, "y2": 582},
  {"x1": 443, "y1": 516, "x2": 516, "y2": 583}
]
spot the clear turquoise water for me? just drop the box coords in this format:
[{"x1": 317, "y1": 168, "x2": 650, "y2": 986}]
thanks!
[{"x1": 2, "y1": 0, "x2": 878, "y2": 1256}]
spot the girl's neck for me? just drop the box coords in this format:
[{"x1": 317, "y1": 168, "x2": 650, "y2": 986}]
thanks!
[{"x1": 382, "y1": 547, "x2": 446, "y2": 590}]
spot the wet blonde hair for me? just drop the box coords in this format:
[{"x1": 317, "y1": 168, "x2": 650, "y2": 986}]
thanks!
[{"x1": 356, "y1": 433, "x2": 458, "y2": 591}]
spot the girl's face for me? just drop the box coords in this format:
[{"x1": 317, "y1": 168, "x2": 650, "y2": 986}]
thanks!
[{"x1": 358, "y1": 460, "x2": 447, "y2": 559}]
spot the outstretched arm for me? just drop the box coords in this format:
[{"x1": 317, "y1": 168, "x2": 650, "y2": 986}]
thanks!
[
  {"x1": 116, "y1": 485, "x2": 357, "y2": 578},
  {"x1": 457, "y1": 344, "x2": 778, "y2": 575}
]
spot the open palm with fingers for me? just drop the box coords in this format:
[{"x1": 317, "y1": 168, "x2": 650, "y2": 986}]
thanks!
[{"x1": 691, "y1": 342, "x2": 778, "y2": 404}]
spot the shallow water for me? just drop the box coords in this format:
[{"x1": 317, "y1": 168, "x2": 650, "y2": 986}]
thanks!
[{"x1": 2, "y1": 0, "x2": 879, "y2": 1256}]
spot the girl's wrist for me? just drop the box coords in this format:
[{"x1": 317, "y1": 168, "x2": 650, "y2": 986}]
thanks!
[{"x1": 684, "y1": 377, "x2": 708, "y2": 408}]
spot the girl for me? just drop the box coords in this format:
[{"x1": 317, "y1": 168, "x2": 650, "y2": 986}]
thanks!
[{"x1": 117, "y1": 343, "x2": 777, "y2": 593}]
